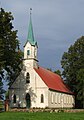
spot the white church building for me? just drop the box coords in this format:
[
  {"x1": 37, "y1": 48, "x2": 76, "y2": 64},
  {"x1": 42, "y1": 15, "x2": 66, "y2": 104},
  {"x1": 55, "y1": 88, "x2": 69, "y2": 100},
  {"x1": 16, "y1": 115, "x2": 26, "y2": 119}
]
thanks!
[{"x1": 9, "y1": 11, "x2": 74, "y2": 109}]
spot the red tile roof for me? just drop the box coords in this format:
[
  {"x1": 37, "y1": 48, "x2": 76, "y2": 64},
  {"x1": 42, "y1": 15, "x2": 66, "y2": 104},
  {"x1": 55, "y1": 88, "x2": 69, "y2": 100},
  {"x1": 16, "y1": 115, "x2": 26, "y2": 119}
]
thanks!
[{"x1": 34, "y1": 67, "x2": 73, "y2": 94}]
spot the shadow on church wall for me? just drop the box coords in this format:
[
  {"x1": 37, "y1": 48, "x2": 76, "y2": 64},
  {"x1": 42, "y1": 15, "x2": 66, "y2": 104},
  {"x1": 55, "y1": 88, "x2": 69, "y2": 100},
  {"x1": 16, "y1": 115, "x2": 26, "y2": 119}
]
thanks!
[{"x1": 10, "y1": 64, "x2": 37, "y2": 107}]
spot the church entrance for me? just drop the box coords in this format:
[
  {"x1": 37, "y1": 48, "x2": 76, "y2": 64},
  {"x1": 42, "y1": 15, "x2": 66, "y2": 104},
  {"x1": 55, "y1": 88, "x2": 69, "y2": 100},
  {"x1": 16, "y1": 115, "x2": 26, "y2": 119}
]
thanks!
[{"x1": 25, "y1": 93, "x2": 31, "y2": 108}]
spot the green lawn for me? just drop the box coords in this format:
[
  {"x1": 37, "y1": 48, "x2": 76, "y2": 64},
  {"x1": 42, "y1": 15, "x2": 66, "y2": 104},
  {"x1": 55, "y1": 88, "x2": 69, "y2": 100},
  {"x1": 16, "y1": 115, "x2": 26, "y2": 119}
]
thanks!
[{"x1": 0, "y1": 112, "x2": 84, "y2": 120}]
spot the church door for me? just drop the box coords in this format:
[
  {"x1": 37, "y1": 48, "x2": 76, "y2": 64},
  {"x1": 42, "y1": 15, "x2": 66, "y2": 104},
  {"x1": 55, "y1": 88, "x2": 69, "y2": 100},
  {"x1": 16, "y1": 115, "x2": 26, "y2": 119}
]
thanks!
[{"x1": 25, "y1": 93, "x2": 31, "y2": 108}]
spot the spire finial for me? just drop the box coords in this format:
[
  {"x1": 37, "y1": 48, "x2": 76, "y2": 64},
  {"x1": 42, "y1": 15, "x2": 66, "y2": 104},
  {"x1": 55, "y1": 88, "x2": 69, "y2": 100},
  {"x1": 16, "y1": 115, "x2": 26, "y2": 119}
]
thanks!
[{"x1": 30, "y1": 8, "x2": 32, "y2": 15}]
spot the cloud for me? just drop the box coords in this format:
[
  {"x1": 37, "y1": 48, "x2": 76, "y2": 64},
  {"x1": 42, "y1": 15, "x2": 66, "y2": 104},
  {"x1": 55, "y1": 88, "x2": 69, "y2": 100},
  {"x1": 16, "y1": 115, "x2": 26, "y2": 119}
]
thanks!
[{"x1": 1, "y1": 0, "x2": 84, "y2": 70}]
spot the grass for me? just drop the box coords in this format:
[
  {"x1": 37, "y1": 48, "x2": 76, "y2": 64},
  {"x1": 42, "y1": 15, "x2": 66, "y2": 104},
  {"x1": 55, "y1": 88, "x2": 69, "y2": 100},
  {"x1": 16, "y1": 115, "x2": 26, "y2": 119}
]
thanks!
[{"x1": 0, "y1": 112, "x2": 84, "y2": 120}]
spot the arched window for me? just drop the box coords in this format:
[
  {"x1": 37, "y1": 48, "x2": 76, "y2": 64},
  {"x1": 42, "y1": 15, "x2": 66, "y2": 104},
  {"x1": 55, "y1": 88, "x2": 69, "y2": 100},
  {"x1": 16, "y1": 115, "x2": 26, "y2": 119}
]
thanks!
[
  {"x1": 58, "y1": 94, "x2": 61, "y2": 104},
  {"x1": 26, "y1": 72, "x2": 30, "y2": 83},
  {"x1": 27, "y1": 50, "x2": 30, "y2": 55},
  {"x1": 25, "y1": 93, "x2": 31, "y2": 108},
  {"x1": 55, "y1": 93, "x2": 57, "y2": 104},
  {"x1": 41, "y1": 94, "x2": 44, "y2": 103},
  {"x1": 13, "y1": 94, "x2": 16, "y2": 103},
  {"x1": 25, "y1": 93, "x2": 30, "y2": 101},
  {"x1": 51, "y1": 93, "x2": 54, "y2": 103}
]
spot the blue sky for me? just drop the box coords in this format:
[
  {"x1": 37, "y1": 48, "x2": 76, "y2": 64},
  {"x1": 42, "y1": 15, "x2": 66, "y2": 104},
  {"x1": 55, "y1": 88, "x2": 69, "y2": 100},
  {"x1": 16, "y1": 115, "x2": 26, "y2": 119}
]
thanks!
[{"x1": 1, "y1": 0, "x2": 84, "y2": 71}]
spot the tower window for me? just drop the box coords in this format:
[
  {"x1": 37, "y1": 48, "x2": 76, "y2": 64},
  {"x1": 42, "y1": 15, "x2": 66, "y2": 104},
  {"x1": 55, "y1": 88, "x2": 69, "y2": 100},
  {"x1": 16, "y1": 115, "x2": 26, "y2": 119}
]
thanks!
[
  {"x1": 34, "y1": 48, "x2": 37, "y2": 57},
  {"x1": 13, "y1": 94, "x2": 16, "y2": 103},
  {"x1": 26, "y1": 72, "x2": 30, "y2": 83},
  {"x1": 27, "y1": 50, "x2": 30, "y2": 55},
  {"x1": 41, "y1": 94, "x2": 44, "y2": 103}
]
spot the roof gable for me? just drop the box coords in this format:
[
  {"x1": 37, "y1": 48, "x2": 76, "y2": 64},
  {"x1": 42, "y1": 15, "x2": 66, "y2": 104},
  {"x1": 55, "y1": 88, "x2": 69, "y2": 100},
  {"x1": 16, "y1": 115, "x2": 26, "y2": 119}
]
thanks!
[{"x1": 34, "y1": 67, "x2": 73, "y2": 94}]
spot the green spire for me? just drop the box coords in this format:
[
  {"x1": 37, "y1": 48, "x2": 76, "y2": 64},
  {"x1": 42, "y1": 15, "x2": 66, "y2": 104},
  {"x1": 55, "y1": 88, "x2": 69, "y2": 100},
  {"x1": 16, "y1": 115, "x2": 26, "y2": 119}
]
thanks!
[{"x1": 27, "y1": 8, "x2": 36, "y2": 46}]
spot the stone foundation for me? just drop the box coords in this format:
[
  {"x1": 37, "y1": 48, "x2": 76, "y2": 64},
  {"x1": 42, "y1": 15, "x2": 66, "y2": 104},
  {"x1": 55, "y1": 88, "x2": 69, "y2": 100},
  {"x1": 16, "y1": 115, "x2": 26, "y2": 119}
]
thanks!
[{"x1": 9, "y1": 108, "x2": 84, "y2": 113}]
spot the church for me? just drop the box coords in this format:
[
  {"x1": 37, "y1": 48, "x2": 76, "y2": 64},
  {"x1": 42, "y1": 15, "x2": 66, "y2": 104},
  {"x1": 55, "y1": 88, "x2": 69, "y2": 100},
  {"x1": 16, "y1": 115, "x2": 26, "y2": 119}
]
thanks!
[{"x1": 9, "y1": 11, "x2": 74, "y2": 109}]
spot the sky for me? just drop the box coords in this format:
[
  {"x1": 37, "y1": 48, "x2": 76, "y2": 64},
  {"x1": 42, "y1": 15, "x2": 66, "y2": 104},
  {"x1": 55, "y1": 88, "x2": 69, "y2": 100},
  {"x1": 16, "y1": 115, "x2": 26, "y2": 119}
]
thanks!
[{"x1": 1, "y1": 0, "x2": 84, "y2": 71}]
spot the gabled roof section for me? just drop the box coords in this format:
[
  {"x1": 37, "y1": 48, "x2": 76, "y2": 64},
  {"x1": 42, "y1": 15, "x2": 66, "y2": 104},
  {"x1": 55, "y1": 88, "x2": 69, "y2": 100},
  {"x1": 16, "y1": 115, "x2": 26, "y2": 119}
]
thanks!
[
  {"x1": 26, "y1": 9, "x2": 37, "y2": 46},
  {"x1": 34, "y1": 67, "x2": 73, "y2": 94}
]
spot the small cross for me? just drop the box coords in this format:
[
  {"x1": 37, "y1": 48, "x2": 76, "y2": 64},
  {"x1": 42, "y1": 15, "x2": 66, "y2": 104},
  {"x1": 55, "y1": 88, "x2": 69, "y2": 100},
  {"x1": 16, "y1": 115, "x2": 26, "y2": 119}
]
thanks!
[{"x1": 30, "y1": 8, "x2": 32, "y2": 15}]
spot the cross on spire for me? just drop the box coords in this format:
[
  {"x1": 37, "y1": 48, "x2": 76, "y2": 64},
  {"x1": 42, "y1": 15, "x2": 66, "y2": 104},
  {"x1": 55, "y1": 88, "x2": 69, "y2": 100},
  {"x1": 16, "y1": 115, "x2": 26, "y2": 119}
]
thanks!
[
  {"x1": 30, "y1": 8, "x2": 32, "y2": 15},
  {"x1": 26, "y1": 8, "x2": 37, "y2": 46}
]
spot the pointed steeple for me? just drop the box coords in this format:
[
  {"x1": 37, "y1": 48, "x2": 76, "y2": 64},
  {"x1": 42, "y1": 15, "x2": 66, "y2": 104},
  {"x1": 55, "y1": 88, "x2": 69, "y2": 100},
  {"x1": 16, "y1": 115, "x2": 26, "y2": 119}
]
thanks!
[{"x1": 27, "y1": 8, "x2": 37, "y2": 46}]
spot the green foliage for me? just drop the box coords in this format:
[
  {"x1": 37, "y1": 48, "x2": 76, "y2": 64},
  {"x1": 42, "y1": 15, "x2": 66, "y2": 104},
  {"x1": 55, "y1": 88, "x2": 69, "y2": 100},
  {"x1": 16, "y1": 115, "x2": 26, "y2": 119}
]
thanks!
[
  {"x1": 0, "y1": 100, "x2": 4, "y2": 111},
  {"x1": 47, "y1": 68, "x2": 52, "y2": 71},
  {"x1": 5, "y1": 90, "x2": 9, "y2": 99},
  {"x1": 0, "y1": 8, "x2": 23, "y2": 98},
  {"x1": 0, "y1": 8, "x2": 23, "y2": 80},
  {"x1": 0, "y1": 79, "x2": 5, "y2": 100},
  {"x1": 47, "y1": 68, "x2": 62, "y2": 78},
  {"x1": 54, "y1": 70, "x2": 62, "y2": 77},
  {"x1": 61, "y1": 36, "x2": 84, "y2": 108},
  {"x1": 76, "y1": 69, "x2": 84, "y2": 108}
]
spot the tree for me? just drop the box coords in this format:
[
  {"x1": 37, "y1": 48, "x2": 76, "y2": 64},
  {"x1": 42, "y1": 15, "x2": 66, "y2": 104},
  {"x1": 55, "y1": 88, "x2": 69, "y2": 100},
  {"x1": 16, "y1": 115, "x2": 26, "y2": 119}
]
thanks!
[
  {"x1": 47, "y1": 68, "x2": 52, "y2": 71},
  {"x1": 76, "y1": 69, "x2": 84, "y2": 108},
  {"x1": 47, "y1": 68, "x2": 62, "y2": 77},
  {"x1": 0, "y1": 78, "x2": 5, "y2": 100},
  {"x1": 0, "y1": 8, "x2": 23, "y2": 98},
  {"x1": 61, "y1": 36, "x2": 84, "y2": 108},
  {"x1": 54, "y1": 69, "x2": 62, "y2": 77},
  {"x1": 5, "y1": 90, "x2": 9, "y2": 99}
]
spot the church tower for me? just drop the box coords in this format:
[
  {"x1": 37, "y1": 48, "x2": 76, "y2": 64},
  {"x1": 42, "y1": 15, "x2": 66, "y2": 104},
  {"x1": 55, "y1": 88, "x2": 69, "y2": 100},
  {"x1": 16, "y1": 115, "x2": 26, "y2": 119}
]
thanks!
[{"x1": 23, "y1": 9, "x2": 38, "y2": 69}]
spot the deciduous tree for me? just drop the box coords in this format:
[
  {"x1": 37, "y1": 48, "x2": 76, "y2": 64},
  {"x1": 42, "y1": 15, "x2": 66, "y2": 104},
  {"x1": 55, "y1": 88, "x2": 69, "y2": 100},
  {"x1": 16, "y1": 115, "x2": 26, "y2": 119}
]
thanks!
[
  {"x1": 0, "y1": 8, "x2": 23, "y2": 99},
  {"x1": 61, "y1": 36, "x2": 84, "y2": 108}
]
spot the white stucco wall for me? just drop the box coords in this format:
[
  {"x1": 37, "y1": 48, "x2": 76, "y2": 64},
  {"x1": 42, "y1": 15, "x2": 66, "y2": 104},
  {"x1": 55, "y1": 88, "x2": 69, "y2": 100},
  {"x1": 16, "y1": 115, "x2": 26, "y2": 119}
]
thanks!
[
  {"x1": 34, "y1": 70, "x2": 48, "y2": 108},
  {"x1": 24, "y1": 42, "x2": 38, "y2": 60},
  {"x1": 9, "y1": 40, "x2": 75, "y2": 109},
  {"x1": 9, "y1": 69, "x2": 75, "y2": 108},
  {"x1": 48, "y1": 90, "x2": 75, "y2": 108},
  {"x1": 9, "y1": 68, "x2": 49, "y2": 108}
]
